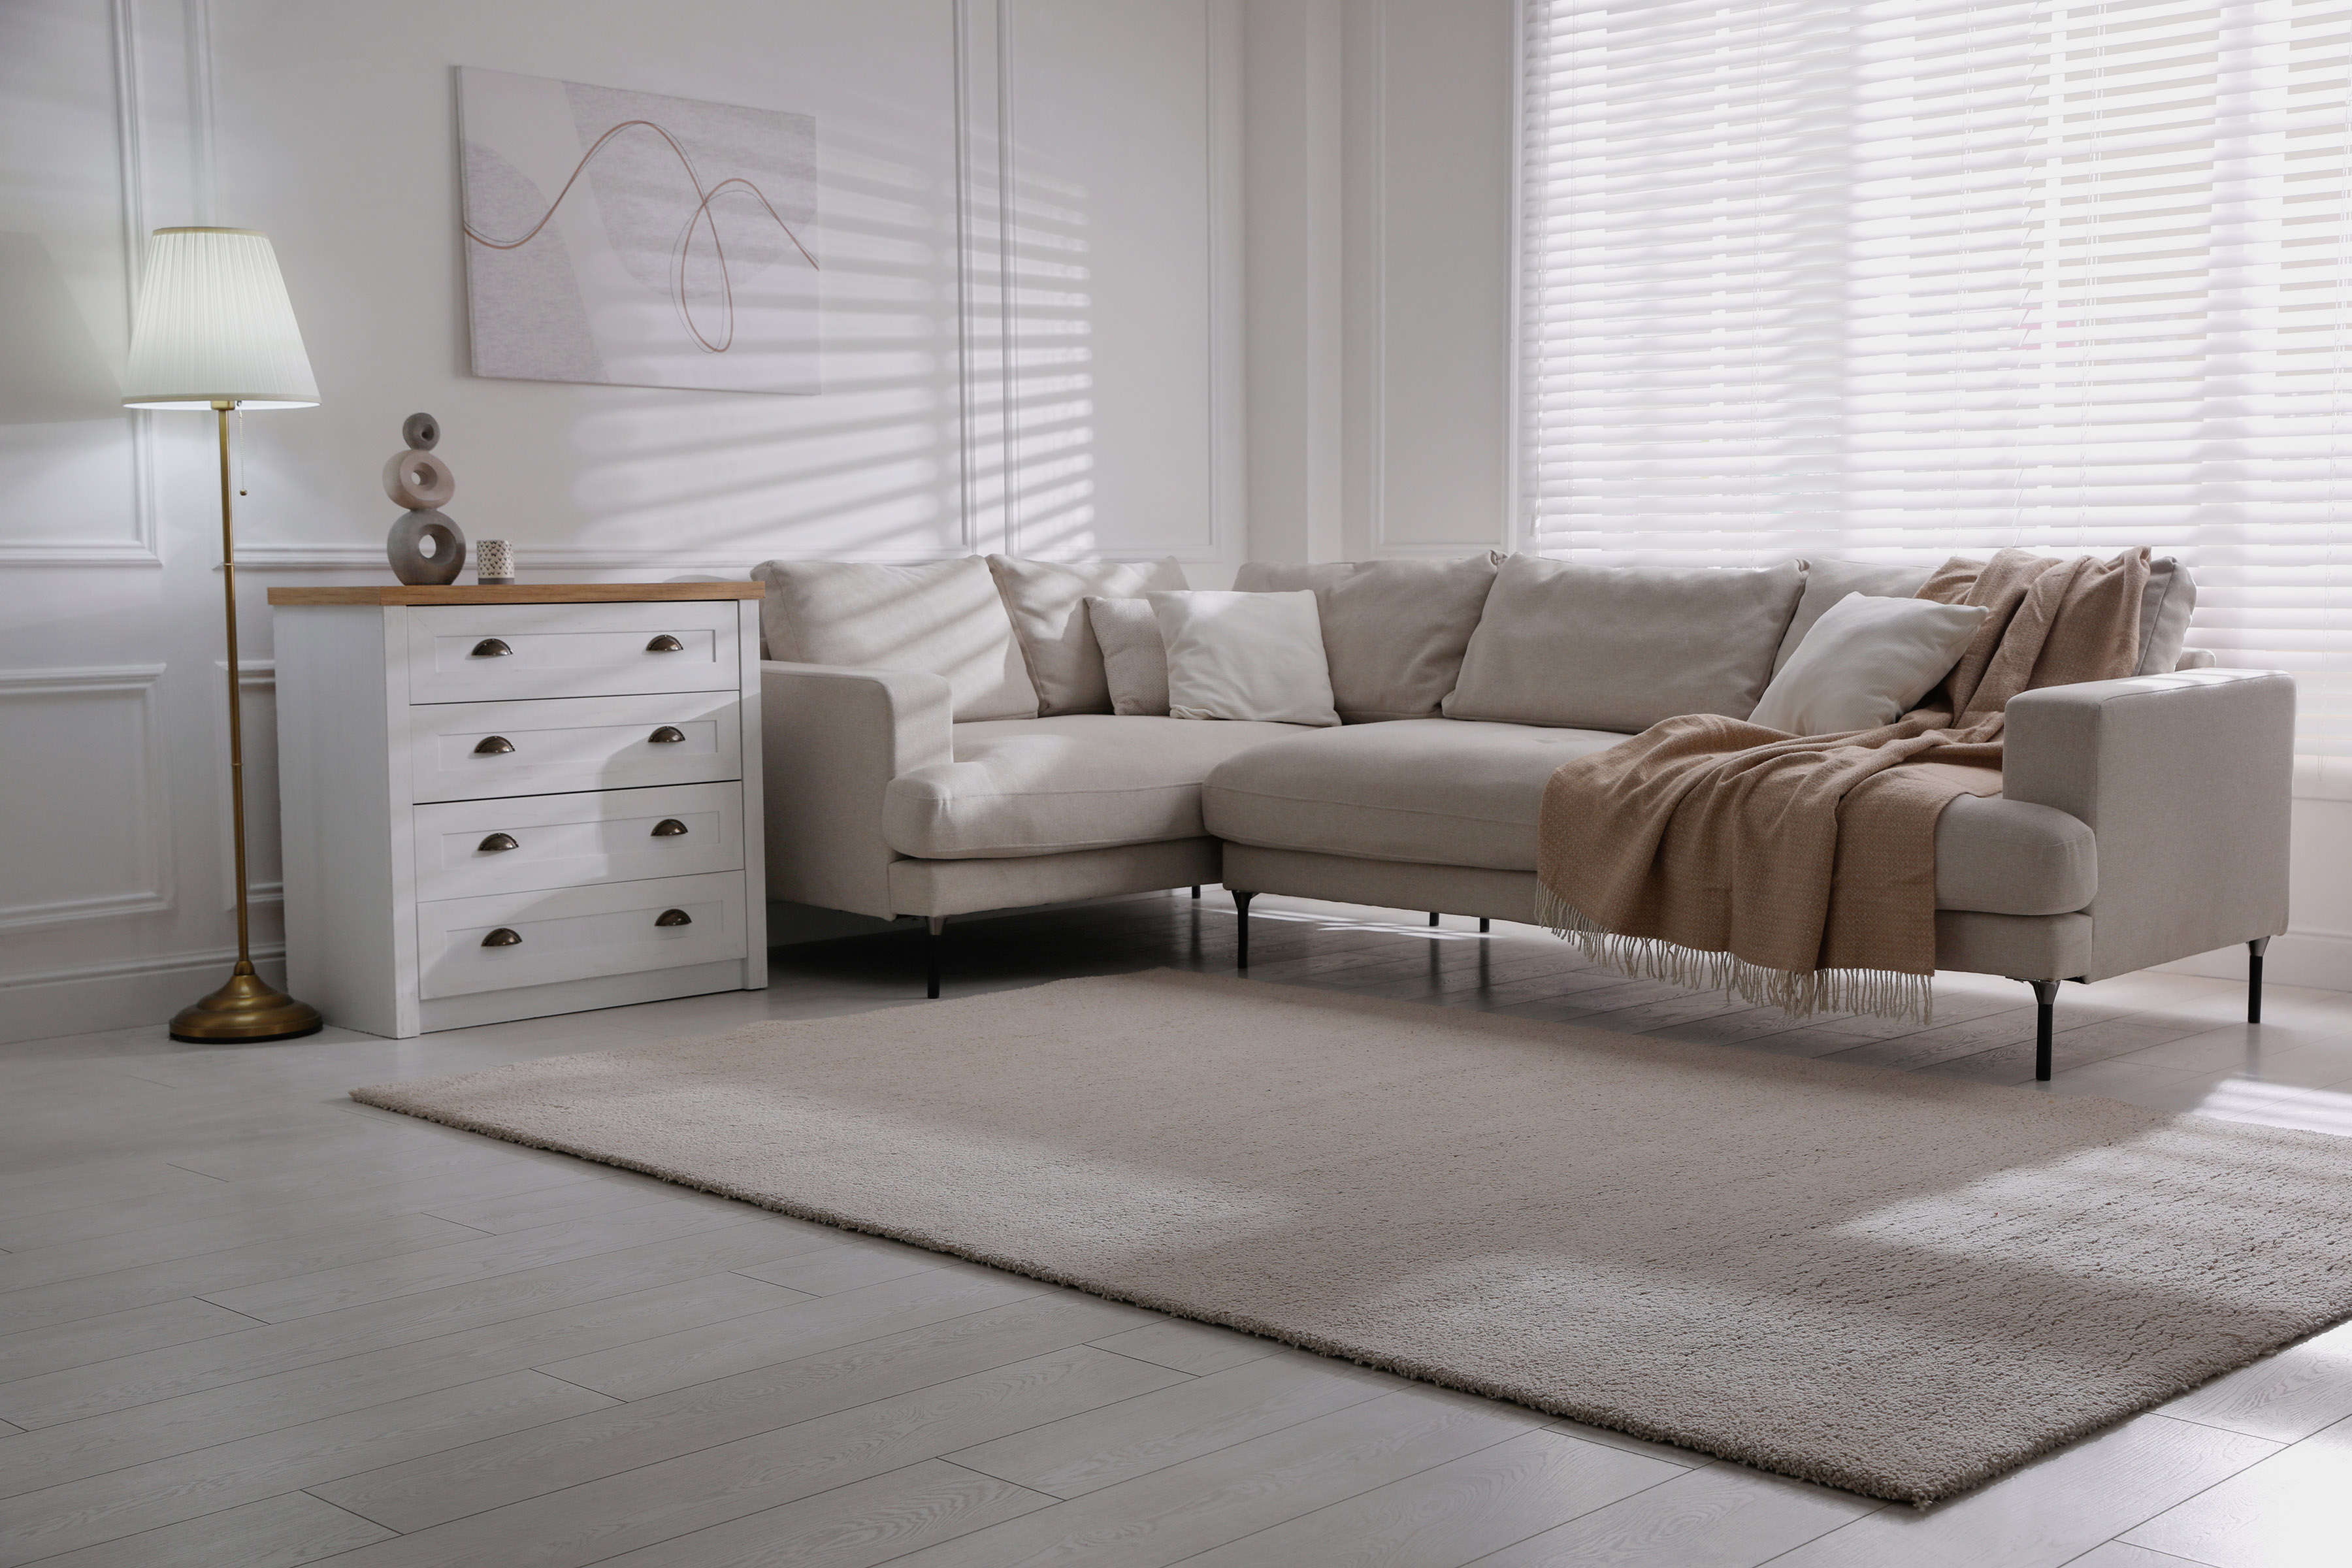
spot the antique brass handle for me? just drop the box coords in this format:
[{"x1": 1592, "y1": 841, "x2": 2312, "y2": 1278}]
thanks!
[
  {"x1": 645, "y1": 634, "x2": 685, "y2": 653},
  {"x1": 651, "y1": 819, "x2": 688, "y2": 837},
  {"x1": 472, "y1": 735, "x2": 515, "y2": 755},
  {"x1": 648, "y1": 726, "x2": 685, "y2": 744},
  {"x1": 470, "y1": 638, "x2": 513, "y2": 657},
  {"x1": 477, "y1": 832, "x2": 519, "y2": 853},
  {"x1": 655, "y1": 908, "x2": 693, "y2": 927},
  {"x1": 481, "y1": 927, "x2": 523, "y2": 947}
]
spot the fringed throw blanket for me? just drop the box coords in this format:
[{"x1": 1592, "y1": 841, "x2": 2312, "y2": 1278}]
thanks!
[{"x1": 1534, "y1": 547, "x2": 2151, "y2": 1022}]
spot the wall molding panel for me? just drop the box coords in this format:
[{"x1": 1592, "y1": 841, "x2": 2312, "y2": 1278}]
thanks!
[{"x1": 0, "y1": 664, "x2": 175, "y2": 934}]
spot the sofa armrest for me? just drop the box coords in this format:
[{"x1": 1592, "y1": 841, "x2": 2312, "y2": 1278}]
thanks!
[
  {"x1": 760, "y1": 661, "x2": 953, "y2": 920},
  {"x1": 2004, "y1": 670, "x2": 2293, "y2": 979}
]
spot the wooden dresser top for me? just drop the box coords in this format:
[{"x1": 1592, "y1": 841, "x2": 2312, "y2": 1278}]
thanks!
[{"x1": 267, "y1": 583, "x2": 764, "y2": 606}]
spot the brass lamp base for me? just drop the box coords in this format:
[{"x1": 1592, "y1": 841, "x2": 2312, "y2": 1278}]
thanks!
[{"x1": 169, "y1": 959, "x2": 323, "y2": 1043}]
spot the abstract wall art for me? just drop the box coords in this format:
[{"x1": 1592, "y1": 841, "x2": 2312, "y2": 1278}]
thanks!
[{"x1": 456, "y1": 67, "x2": 819, "y2": 395}]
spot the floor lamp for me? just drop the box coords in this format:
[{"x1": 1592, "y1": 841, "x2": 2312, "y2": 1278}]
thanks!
[{"x1": 122, "y1": 227, "x2": 325, "y2": 1043}]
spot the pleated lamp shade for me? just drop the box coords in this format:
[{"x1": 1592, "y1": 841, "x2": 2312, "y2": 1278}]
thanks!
[{"x1": 121, "y1": 228, "x2": 319, "y2": 410}]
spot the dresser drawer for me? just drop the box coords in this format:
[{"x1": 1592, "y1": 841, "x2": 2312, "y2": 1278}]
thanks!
[
  {"x1": 416, "y1": 872, "x2": 749, "y2": 1001},
  {"x1": 413, "y1": 783, "x2": 744, "y2": 902},
  {"x1": 408, "y1": 692, "x2": 740, "y2": 803},
  {"x1": 405, "y1": 602, "x2": 742, "y2": 704}
]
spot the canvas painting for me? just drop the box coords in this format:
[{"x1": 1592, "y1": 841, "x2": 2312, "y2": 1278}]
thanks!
[{"x1": 457, "y1": 67, "x2": 819, "y2": 395}]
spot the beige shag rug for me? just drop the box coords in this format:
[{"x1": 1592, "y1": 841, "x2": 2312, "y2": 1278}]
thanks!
[{"x1": 351, "y1": 970, "x2": 2352, "y2": 1505}]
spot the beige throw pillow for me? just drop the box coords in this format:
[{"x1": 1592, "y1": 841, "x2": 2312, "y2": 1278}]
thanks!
[
  {"x1": 1445, "y1": 555, "x2": 1806, "y2": 731},
  {"x1": 1085, "y1": 596, "x2": 1171, "y2": 715},
  {"x1": 751, "y1": 557, "x2": 1040, "y2": 722},
  {"x1": 1231, "y1": 555, "x2": 1501, "y2": 722},
  {"x1": 1748, "y1": 593, "x2": 1990, "y2": 736},
  {"x1": 986, "y1": 555, "x2": 1188, "y2": 715},
  {"x1": 1150, "y1": 591, "x2": 1339, "y2": 727}
]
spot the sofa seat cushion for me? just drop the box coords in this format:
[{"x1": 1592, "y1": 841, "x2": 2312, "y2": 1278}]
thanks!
[
  {"x1": 1204, "y1": 719, "x2": 1631, "y2": 871},
  {"x1": 1202, "y1": 718, "x2": 2097, "y2": 913},
  {"x1": 883, "y1": 716, "x2": 1307, "y2": 860}
]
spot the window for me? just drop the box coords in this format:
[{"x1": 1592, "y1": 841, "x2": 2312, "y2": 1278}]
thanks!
[{"x1": 1521, "y1": 0, "x2": 2352, "y2": 784}]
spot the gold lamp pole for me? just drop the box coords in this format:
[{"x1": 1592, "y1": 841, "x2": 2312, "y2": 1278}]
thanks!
[{"x1": 122, "y1": 229, "x2": 325, "y2": 1043}]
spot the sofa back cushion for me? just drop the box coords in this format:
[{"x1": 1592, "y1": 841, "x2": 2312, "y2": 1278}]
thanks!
[
  {"x1": 751, "y1": 557, "x2": 1040, "y2": 721},
  {"x1": 986, "y1": 555, "x2": 1188, "y2": 715},
  {"x1": 1772, "y1": 558, "x2": 1936, "y2": 674},
  {"x1": 2136, "y1": 557, "x2": 2196, "y2": 676},
  {"x1": 1445, "y1": 555, "x2": 1805, "y2": 731},
  {"x1": 1232, "y1": 555, "x2": 1501, "y2": 722}
]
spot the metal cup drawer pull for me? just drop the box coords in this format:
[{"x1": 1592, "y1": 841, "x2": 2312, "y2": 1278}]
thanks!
[
  {"x1": 470, "y1": 638, "x2": 514, "y2": 658},
  {"x1": 481, "y1": 927, "x2": 523, "y2": 947},
  {"x1": 472, "y1": 735, "x2": 516, "y2": 755},
  {"x1": 648, "y1": 725, "x2": 686, "y2": 744},
  {"x1": 651, "y1": 819, "x2": 689, "y2": 837},
  {"x1": 655, "y1": 908, "x2": 693, "y2": 927},
  {"x1": 645, "y1": 634, "x2": 685, "y2": 653},
  {"x1": 477, "y1": 832, "x2": 519, "y2": 853}
]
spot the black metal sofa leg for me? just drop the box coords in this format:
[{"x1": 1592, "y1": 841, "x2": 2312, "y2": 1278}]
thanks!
[
  {"x1": 1235, "y1": 890, "x2": 1255, "y2": 970},
  {"x1": 2249, "y1": 937, "x2": 2270, "y2": 1024},
  {"x1": 1192, "y1": 885, "x2": 1201, "y2": 899},
  {"x1": 2029, "y1": 979, "x2": 2061, "y2": 1081},
  {"x1": 925, "y1": 915, "x2": 946, "y2": 1000},
  {"x1": 1429, "y1": 911, "x2": 1439, "y2": 927},
  {"x1": 1479, "y1": 917, "x2": 1490, "y2": 933}
]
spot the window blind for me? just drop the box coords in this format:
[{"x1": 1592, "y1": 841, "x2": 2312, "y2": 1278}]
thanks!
[{"x1": 1522, "y1": 0, "x2": 2352, "y2": 782}]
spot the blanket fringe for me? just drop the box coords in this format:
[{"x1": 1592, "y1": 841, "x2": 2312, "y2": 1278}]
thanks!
[{"x1": 1533, "y1": 886, "x2": 1935, "y2": 1025}]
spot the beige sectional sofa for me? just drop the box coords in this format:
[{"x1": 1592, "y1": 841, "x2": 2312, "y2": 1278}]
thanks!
[{"x1": 758, "y1": 552, "x2": 2291, "y2": 1078}]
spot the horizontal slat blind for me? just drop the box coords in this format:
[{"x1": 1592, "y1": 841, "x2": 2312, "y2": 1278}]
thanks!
[{"x1": 1522, "y1": 0, "x2": 2352, "y2": 777}]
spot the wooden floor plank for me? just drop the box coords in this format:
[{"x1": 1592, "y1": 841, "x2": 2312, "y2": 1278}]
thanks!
[
  {"x1": 0, "y1": 1370, "x2": 612, "y2": 1565},
  {"x1": 1171, "y1": 1428, "x2": 1682, "y2": 1568},
  {"x1": 20, "y1": 1489, "x2": 393, "y2": 1568},
  {"x1": 583, "y1": 1460, "x2": 1054, "y2": 1568},
  {"x1": 1463, "y1": 1460, "x2": 1876, "y2": 1568},
  {"x1": 2119, "y1": 1416, "x2": 2352, "y2": 1568},
  {"x1": 1761, "y1": 1413, "x2": 2276, "y2": 1568},
  {"x1": 311, "y1": 1293, "x2": 1156, "y2": 1533},
  {"x1": 0, "y1": 1213, "x2": 486, "y2": 1336},
  {"x1": 199, "y1": 1203, "x2": 767, "y2": 1324},
  {"x1": 531, "y1": 1266, "x2": 1070, "y2": 1401},
  {"x1": 0, "y1": 1299, "x2": 259, "y2": 1385},
  {"x1": 874, "y1": 1385, "x2": 1542, "y2": 1568},
  {"x1": 1080, "y1": 1318, "x2": 1283, "y2": 1377},
  {"x1": 0, "y1": 1221, "x2": 845, "y2": 1431},
  {"x1": 312, "y1": 1347, "x2": 1185, "y2": 1568},
  {"x1": 0, "y1": 1272, "x2": 794, "y2": 1501},
  {"x1": 944, "y1": 1351, "x2": 1390, "y2": 1499}
]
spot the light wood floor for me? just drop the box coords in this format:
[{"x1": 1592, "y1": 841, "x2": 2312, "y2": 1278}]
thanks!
[{"x1": 4, "y1": 890, "x2": 2349, "y2": 1568}]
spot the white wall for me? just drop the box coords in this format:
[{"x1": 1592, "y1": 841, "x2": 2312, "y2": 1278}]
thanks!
[
  {"x1": 1243, "y1": 0, "x2": 1516, "y2": 567},
  {"x1": 0, "y1": 0, "x2": 1244, "y2": 1041}
]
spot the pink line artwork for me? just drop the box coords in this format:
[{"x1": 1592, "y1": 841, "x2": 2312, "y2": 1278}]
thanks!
[{"x1": 463, "y1": 118, "x2": 819, "y2": 355}]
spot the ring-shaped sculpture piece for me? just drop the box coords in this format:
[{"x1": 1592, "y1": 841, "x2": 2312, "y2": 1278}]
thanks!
[
  {"x1": 383, "y1": 449, "x2": 455, "y2": 510},
  {"x1": 402, "y1": 411, "x2": 440, "y2": 450},
  {"x1": 386, "y1": 508, "x2": 466, "y2": 585}
]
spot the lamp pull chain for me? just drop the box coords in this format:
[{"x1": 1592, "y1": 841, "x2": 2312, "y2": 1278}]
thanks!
[{"x1": 235, "y1": 406, "x2": 248, "y2": 497}]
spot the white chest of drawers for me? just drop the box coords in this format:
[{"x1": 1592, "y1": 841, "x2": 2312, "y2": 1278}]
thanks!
[{"x1": 269, "y1": 584, "x2": 767, "y2": 1037}]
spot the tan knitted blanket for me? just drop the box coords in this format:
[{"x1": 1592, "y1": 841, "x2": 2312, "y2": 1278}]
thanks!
[{"x1": 1533, "y1": 547, "x2": 2151, "y2": 1021}]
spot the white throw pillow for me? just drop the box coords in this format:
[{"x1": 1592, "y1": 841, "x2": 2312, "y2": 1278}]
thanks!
[
  {"x1": 1149, "y1": 590, "x2": 1340, "y2": 727},
  {"x1": 1746, "y1": 593, "x2": 1990, "y2": 736}
]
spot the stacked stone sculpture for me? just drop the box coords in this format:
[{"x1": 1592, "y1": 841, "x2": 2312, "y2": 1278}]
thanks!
[{"x1": 384, "y1": 412, "x2": 465, "y2": 585}]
